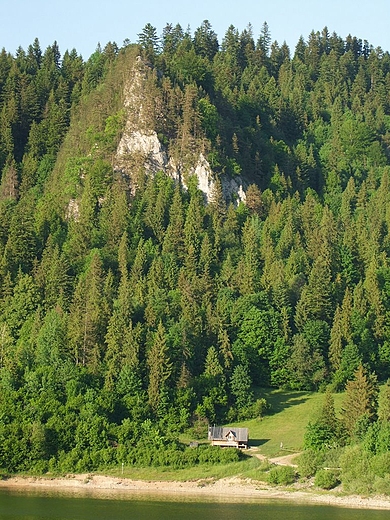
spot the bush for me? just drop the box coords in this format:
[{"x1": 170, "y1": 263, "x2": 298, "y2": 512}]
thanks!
[
  {"x1": 267, "y1": 465, "x2": 296, "y2": 485},
  {"x1": 372, "y1": 475, "x2": 390, "y2": 495},
  {"x1": 370, "y1": 452, "x2": 390, "y2": 478},
  {"x1": 252, "y1": 398, "x2": 269, "y2": 417},
  {"x1": 29, "y1": 460, "x2": 49, "y2": 475},
  {"x1": 257, "y1": 458, "x2": 272, "y2": 472},
  {"x1": 339, "y1": 445, "x2": 375, "y2": 494},
  {"x1": 197, "y1": 445, "x2": 240, "y2": 465},
  {"x1": 297, "y1": 450, "x2": 325, "y2": 478},
  {"x1": 322, "y1": 447, "x2": 343, "y2": 471},
  {"x1": 314, "y1": 469, "x2": 339, "y2": 489},
  {"x1": 116, "y1": 442, "x2": 242, "y2": 469}
]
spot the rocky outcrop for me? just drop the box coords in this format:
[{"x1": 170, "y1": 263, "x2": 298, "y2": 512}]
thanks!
[
  {"x1": 114, "y1": 56, "x2": 247, "y2": 204},
  {"x1": 116, "y1": 130, "x2": 167, "y2": 174},
  {"x1": 189, "y1": 153, "x2": 246, "y2": 204}
]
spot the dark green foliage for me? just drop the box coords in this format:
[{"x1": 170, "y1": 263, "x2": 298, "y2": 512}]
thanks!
[
  {"x1": 304, "y1": 388, "x2": 344, "y2": 450},
  {"x1": 341, "y1": 364, "x2": 378, "y2": 437},
  {"x1": 193, "y1": 20, "x2": 219, "y2": 61},
  {"x1": 230, "y1": 364, "x2": 254, "y2": 409},
  {"x1": 138, "y1": 24, "x2": 160, "y2": 61},
  {"x1": 314, "y1": 469, "x2": 339, "y2": 489},
  {"x1": 1, "y1": 25, "x2": 390, "y2": 478}
]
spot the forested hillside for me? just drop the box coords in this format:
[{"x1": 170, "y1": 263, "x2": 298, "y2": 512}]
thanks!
[{"x1": 1, "y1": 22, "x2": 390, "y2": 475}]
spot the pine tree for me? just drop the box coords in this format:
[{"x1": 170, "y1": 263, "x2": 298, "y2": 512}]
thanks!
[
  {"x1": 3, "y1": 197, "x2": 37, "y2": 275},
  {"x1": 295, "y1": 252, "x2": 333, "y2": 330},
  {"x1": 246, "y1": 184, "x2": 263, "y2": 215},
  {"x1": 68, "y1": 251, "x2": 106, "y2": 370},
  {"x1": 236, "y1": 217, "x2": 261, "y2": 295},
  {"x1": 5, "y1": 271, "x2": 39, "y2": 339},
  {"x1": 0, "y1": 321, "x2": 14, "y2": 369},
  {"x1": 329, "y1": 304, "x2": 343, "y2": 371},
  {"x1": 342, "y1": 364, "x2": 378, "y2": 436},
  {"x1": 377, "y1": 380, "x2": 390, "y2": 423},
  {"x1": 138, "y1": 23, "x2": 160, "y2": 61},
  {"x1": 230, "y1": 364, "x2": 254, "y2": 409},
  {"x1": 0, "y1": 158, "x2": 19, "y2": 200},
  {"x1": 147, "y1": 321, "x2": 172, "y2": 413},
  {"x1": 304, "y1": 387, "x2": 343, "y2": 449},
  {"x1": 193, "y1": 20, "x2": 219, "y2": 61},
  {"x1": 162, "y1": 184, "x2": 185, "y2": 259}
]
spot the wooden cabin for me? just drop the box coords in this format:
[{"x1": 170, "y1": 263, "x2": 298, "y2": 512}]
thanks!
[{"x1": 208, "y1": 426, "x2": 249, "y2": 449}]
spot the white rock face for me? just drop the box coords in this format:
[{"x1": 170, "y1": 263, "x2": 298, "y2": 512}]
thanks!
[
  {"x1": 114, "y1": 57, "x2": 247, "y2": 204},
  {"x1": 193, "y1": 154, "x2": 214, "y2": 203},
  {"x1": 116, "y1": 130, "x2": 167, "y2": 173},
  {"x1": 66, "y1": 199, "x2": 80, "y2": 221}
]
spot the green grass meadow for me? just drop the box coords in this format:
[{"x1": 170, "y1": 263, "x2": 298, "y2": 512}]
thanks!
[
  {"x1": 230, "y1": 389, "x2": 345, "y2": 457},
  {"x1": 105, "y1": 389, "x2": 346, "y2": 482}
]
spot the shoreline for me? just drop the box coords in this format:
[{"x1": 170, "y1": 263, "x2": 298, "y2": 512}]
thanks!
[{"x1": 1, "y1": 474, "x2": 390, "y2": 510}]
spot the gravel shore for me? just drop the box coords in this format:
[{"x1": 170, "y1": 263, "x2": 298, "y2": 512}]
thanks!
[{"x1": 1, "y1": 474, "x2": 390, "y2": 510}]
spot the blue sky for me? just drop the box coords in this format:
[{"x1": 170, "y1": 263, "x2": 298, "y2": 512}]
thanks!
[{"x1": 2, "y1": 0, "x2": 389, "y2": 59}]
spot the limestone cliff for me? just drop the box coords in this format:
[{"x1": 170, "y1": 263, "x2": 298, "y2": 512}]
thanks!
[{"x1": 114, "y1": 56, "x2": 246, "y2": 203}]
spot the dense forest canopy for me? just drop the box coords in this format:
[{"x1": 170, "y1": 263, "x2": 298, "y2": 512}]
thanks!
[{"x1": 1, "y1": 21, "x2": 390, "y2": 475}]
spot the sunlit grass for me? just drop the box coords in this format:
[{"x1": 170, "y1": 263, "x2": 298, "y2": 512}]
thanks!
[
  {"x1": 103, "y1": 454, "x2": 263, "y2": 482},
  {"x1": 103, "y1": 389, "x2": 346, "y2": 481},
  {"x1": 217, "y1": 388, "x2": 344, "y2": 458}
]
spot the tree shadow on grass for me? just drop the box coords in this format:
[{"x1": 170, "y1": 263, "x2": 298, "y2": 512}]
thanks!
[
  {"x1": 249, "y1": 438, "x2": 270, "y2": 447},
  {"x1": 261, "y1": 389, "x2": 312, "y2": 416}
]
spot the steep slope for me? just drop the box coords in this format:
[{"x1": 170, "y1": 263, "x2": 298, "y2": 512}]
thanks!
[{"x1": 114, "y1": 55, "x2": 246, "y2": 202}]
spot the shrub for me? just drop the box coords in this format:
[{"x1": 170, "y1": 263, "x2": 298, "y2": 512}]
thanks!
[
  {"x1": 339, "y1": 445, "x2": 375, "y2": 494},
  {"x1": 370, "y1": 452, "x2": 390, "y2": 478},
  {"x1": 297, "y1": 450, "x2": 325, "y2": 478},
  {"x1": 267, "y1": 465, "x2": 296, "y2": 485},
  {"x1": 252, "y1": 398, "x2": 269, "y2": 417},
  {"x1": 314, "y1": 469, "x2": 339, "y2": 489},
  {"x1": 181, "y1": 447, "x2": 199, "y2": 466},
  {"x1": 198, "y1": 445, "x2": 240, "y2": 464},
  {"x1": 218, "y1": 447, "x2": 241, "y2": 464},
  {"x1": 322, "y1": 447, "x2": 343, "y2": 471},
  {"x1": 373, "y1": 475, "x2": 390, "y2": 495},
  {"x1": 117, "y1": 442, "x2": 242, "y2": 469},
  {"x1": 30, "y1": 460, "x2": 49, "y2": 475}
]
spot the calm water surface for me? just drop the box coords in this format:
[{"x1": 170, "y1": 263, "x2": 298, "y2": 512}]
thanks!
[{"x1": 0, "y1": 488, "x2": 389, "y2": 520}]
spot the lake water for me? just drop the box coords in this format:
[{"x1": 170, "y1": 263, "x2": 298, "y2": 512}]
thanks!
[{"x1": 0, "y1": 488, "x2": 389, "y2": 520}]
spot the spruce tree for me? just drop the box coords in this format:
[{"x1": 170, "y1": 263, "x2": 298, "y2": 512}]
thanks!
[
  {"x1": 147, "y1": 321, "x2": 172, "y2": 413},
  {"x1": 341, "y1": 364, "x2": 378, "y2": 436}
]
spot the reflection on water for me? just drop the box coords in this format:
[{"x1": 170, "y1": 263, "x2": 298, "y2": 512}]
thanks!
[{"x1": 0, "y1": 488, "x2": 389, "y2": 520}]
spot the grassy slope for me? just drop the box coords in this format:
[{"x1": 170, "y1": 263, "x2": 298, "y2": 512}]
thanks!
[
  {"x1": 108, "y1": 389, "x2": 345, "y2": 481},
  {"x1": 231, "y1": 389, "x2": 345, "y2": 458}
]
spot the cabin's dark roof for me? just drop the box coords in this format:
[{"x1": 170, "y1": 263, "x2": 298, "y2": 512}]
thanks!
[{"x1": 208, "y1": 426, "x2": 249, "y2": 442}]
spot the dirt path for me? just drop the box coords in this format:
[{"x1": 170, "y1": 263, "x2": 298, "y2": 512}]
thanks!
[
  {"x1": 269, "y1": 452, "x2": 300, "y2": 467},
  {"x1": 253, "y1": 451, "x2": 300, "y2": 467}
]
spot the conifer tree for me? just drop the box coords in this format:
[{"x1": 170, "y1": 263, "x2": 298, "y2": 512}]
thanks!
[
  {"x1": 230, "y1": 364, "x2": 254, "y2": 410},
  {"x1": 162, "y1": 184, "x2": 185, "y2": 259},
  {"x1": 377, "y1": 379, "x2": 390, "y2": 423},
  {"x1": 193, "y1": 20, "x2": 219, "y2": 61},
  {"x1": 68, "y1": 251, "x2": 106, "y2": 369},
  {"x1": 236, "y1": 217, "x2": 261, "y2": 295},
  {"x1": 138, "y1": 23, "x2": 160, "y2": 61},
  {"x1": 329, "y1": 304, "x2": 343, "y2": 371},
  {"x1": 147, "y1": 321, "x2": 172, "y2": 413},
  {"x1": 304, "y1": 387, "x2": 343, "y2": 449},
  {"x1": 341, "y1": 364, "x2": 378, "y2": 436},
  {"x1": 295, "y1": 252, "x2": 333, "y2": 330}
]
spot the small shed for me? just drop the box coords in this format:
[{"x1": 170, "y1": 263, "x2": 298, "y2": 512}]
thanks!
[{"x1": 208, "y1": 426, "x2": 249, "y2": 449}]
